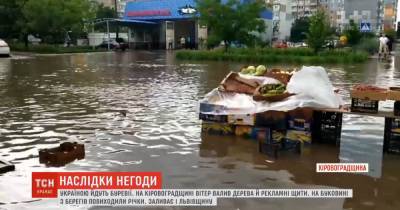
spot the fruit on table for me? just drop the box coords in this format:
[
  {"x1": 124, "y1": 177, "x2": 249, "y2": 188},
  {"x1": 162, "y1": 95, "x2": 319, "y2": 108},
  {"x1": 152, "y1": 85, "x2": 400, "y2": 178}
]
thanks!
[
  {"x1": 255, "y1": 65, "x2": 266, "y2": 76},
  {"x1": 259, "y1": 83, "x2": 286, "y2": 97},
  {"x1": 241, "y1": 65, "x2": 266, "y2": 76},
  {"x1": 353, "y1": 84, "x2": 386, "y2": 92}
]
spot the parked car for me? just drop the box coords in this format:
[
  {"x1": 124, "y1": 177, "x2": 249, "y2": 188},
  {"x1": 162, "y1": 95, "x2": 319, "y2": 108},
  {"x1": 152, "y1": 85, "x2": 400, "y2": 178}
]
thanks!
[
  {"x1": 274, "y1": 41, "x2": 288, "y2": 49},
  {"x1": 96, "y1": 38, "x2": 128, "y2": 51},
  {"x1": 0, "y1": 39, "x2": 10, "y2": 57}
]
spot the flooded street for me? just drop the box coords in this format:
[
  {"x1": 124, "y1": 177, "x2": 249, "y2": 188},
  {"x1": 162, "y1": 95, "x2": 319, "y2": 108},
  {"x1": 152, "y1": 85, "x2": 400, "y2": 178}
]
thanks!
[{"x1": 1, "y1": 51, "x2": 400, "y2": 210}]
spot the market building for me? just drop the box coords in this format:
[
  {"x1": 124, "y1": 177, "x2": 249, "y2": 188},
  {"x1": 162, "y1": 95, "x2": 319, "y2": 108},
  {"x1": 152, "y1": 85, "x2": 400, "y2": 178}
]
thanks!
[{"x1": 122, "y1": 0, "x2": 273, "y2": 49}]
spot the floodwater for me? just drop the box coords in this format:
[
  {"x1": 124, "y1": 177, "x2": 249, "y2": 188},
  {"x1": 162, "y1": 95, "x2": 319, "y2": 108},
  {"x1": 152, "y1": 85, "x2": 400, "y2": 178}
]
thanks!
[{"x1": 1, "y1": 51, "x2": 400, "y2": 210}]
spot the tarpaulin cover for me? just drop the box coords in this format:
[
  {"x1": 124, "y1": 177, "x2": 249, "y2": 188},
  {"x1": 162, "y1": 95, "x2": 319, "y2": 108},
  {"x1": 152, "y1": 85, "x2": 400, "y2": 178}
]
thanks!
[{"x1": 199, "y1": 66, "x2": 343, "y2": 115}]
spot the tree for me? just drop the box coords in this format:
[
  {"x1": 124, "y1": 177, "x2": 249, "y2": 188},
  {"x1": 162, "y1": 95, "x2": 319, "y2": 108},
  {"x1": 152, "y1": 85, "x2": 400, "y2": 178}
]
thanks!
[
  {"x1": 290, "y1": 17, "x2": 310, "y2": 42},
  {"x1": 22, "y1": 0, "x2": 95, "y2": 44},
  {"x1": 197, "y1": 0, "x2": 266, "y2": 51},
  {"x1": 94, "y1": 3, "x2": 118, "y2": 31},
  {"x1": 306, "y1": 9, "x2": 331, "y2": 53},
  {"x1": 0, "y1": 0, "x2": 27, "y2": 39},
  {"x1": 344, "y1": 20, "x2": 361, "y2": 46}
]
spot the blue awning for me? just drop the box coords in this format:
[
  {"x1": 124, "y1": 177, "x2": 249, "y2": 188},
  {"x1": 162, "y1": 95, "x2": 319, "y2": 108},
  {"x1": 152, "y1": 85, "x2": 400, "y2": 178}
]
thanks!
[{"x1": 91, "y1": 18, "x2": 156, "y2": 25}]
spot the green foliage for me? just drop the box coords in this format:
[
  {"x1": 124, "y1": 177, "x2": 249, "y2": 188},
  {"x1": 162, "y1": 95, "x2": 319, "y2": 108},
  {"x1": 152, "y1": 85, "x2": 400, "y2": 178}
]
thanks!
[
  {"x1": 22, "y1": 0, "x2": 95, "y2": 43},
  {"x1": 306, "y1": 10, "x2": 332, "y2": 53},
  {"x1": 10, "y1": 42, "x2": 104, "y2": 54},
  {"x1": 197, "y1": 0, "x2": 266, "y2": 50},
  {"x1": 94, "y1": 3, "x2": 118, "y2": 31},
  {"x1": 0, "y1": 0, "x2": 28, "y2": 39},
  {"x1": 344, "y1": 20, "x2": 362, "y2": 46},
  {"x1": 290, "y1": 17, "x2": 310, "y2": 42},
  {"x1": 384, "y1": 28, "x2": 396, "y2": 40},
  {"x1": 176, "y1": 48, "x2": 368, "y2": 64},
  {"x1": 353, "y1": 37, "x2": 379, "y2": 54}
]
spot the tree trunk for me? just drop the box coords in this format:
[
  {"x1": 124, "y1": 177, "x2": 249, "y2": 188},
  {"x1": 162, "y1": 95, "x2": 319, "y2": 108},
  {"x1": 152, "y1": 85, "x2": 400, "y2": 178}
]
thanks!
[{"x1": 24, "y1": 34, "x2": 28, "y2": 48}]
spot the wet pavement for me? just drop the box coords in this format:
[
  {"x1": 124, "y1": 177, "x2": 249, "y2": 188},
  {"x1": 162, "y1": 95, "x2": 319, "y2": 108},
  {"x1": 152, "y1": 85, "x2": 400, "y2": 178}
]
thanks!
[{"x1": 1, "y1": 51, "x2": 400, "y2": 210}]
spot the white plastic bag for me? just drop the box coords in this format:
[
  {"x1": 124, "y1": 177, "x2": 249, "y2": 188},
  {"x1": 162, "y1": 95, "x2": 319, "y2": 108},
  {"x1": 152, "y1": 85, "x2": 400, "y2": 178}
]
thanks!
[{"x1": 287, "y1": 66, "x2": 340, "y2": 108}]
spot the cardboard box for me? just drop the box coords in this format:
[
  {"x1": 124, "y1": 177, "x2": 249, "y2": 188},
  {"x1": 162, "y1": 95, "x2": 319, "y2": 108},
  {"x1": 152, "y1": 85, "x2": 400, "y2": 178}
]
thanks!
[
  {"x1": 199, "y1": 102, "x2": 227, "y2": 113},
  {"x1": 228, "y1": 114, "x2": 255, "y2": 126},
  {"x1": 199, "y1": 113, "x2": 228, "y2": 123},
  {"x1": 234, "y1": 125, "x2": 254, "y2": 138},
  {"x1": 287, "y1": 108, "x2": 313, "y2": 131},
  {"x1": 351, "y1": 90, "x2": 388, "y2": 100},
  {"x1": 285, "y1": 130, "x2": 312, "y2": 144},
  {"x1": 202, "y1": 122, "x2": 235, "y2": 135},
  {"x1": 255, "y1": 111, "x2": 287, "y2": 130}
]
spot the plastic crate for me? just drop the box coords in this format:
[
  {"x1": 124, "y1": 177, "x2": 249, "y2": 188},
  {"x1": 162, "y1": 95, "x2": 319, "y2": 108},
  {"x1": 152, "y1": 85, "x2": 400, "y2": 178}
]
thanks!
[
  {"x1": 312, "y1": 111, "x2": 342, "y2": 145},
  {"x1": 351, "y1": 98, "x2": 379, "y2": 113},
  {"x1": 384, "y1": 118, "x2": 400, "y2": 154},
  {"x1": 258, "y1": 142, "x2": 280, "y2": 158}
]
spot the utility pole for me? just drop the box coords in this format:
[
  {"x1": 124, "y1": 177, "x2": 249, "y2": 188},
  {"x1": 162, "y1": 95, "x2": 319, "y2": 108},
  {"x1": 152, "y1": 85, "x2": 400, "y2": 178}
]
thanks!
[{"x1": 115, "y1": 0, "x2": 119, "y2": 39}]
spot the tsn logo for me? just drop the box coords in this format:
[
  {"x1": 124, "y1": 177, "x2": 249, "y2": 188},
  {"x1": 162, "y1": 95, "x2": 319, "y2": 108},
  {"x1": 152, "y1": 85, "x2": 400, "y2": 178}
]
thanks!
[{"x1": 32, "y1": 172, "x2": 58, "y2": 198}]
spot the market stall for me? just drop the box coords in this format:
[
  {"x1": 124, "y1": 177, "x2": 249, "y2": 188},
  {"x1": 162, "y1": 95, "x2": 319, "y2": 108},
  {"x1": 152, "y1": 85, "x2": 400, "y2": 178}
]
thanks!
[{"x1": 199, "y1": 65, "x2": 400, "y2": 157}]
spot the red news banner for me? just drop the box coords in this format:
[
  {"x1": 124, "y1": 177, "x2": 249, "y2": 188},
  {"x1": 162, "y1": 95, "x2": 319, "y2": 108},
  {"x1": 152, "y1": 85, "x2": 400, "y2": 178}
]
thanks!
[{"x1": 32, "y1": 172, "x2": 162, "y2": 198}]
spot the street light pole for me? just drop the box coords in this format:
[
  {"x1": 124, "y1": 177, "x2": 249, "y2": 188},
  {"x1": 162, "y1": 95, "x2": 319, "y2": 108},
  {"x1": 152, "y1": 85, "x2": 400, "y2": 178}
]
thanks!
[
  {"x1": 107, "y1": 20, "x2": 110, "y2": 51},
  {"x1": 115, "y1": 0, "x2": 119, "y2": 39}
]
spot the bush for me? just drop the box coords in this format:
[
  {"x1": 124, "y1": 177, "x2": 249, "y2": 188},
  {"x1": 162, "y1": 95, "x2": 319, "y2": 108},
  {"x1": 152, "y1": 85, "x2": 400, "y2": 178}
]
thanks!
[
  {"x1": 353, "y1": 37, "x2": 378, "y2": 54},
  {"x1": 10, "y1": 43, "x2": 104, "y2": 54},
  {"x1": 176, "y1": 48, "x2": 369, "y2": 64}
]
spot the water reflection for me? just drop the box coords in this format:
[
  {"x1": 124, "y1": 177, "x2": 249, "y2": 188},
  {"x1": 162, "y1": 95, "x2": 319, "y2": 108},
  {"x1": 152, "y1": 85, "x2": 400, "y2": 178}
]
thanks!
[{"x1": 0, "y1": 52, "x2": 400, "y2": 210}]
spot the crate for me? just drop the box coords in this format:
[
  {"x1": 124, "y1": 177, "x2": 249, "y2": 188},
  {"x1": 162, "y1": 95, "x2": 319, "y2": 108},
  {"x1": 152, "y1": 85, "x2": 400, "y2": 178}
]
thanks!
[
  {"x1": 351, "y1": 98, "x2": 379, "y2": 113},
  {"x1": 282, "y1": 139, "x2": 301, "y2": 152},
  {"x1": 199, "y1": 113, "x2": 228, "y2": 123},
  {"x1": 0, "y1": 160, "x2": 15, "y2": 174},
  {"x1": 258, "y1": 142, "x2": 280, "y2": 158},
  {"x1": 228, "y1": 114, "x2": 255, "y2": 126},
  {"x1": 351, "y1": 90, "x2": 387, "y2": 101},
  {"x1": 201, "y1": 122, "x2": 235, "y2": 135},
  {"x1": 39, "y1": 142, "x2": 85, "y2": 167},
  {"x1": 255, "y1": 111, "x2": 287, "y2": 130},
  {"x1": 312, "y1": 111, "x2": 342, "y2": 145},
  {"x1": 384, "y1": 118, "x2": 400, "y2": 154}
]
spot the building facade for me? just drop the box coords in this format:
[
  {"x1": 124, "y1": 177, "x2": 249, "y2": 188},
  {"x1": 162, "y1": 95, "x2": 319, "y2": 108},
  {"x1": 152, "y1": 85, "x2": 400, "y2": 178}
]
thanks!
[
  {"x1": 123, "y1": 0, "x2": 273, "y2": 49},
  {"x1": 273, "y1": 0, "x2": 294, "y2": 40},
  {"x1": 381, "y1": 0, "x2": 397, "y2": 30}
]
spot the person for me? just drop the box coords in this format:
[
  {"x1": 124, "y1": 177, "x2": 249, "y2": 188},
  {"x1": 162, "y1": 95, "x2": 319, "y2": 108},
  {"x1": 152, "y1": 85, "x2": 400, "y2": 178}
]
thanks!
[
  {"x1": 186, "y1": 36, "x2": 191, "y2": 49},
  {"x1": 386, "y1": 34, "x2": 393, "y2": 55},
  {"x1": 379, "y1": 34, "x2": 388, "y2": 60},
  {"x1": 180, "y1": 37, "x2": 185, "y2": 49},
  {"x1": 167, "y1": 37, "x2": 173, "y2": 50}
]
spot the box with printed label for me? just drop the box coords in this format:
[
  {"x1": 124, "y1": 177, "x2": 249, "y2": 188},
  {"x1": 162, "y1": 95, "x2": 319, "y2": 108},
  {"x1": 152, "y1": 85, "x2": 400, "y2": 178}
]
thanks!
[
  {"x1": 228, "y1": 114, "x2": 255, "y2": 126},
  {"x1": 201, "y1": 122, "x2": 235, "y2": 135}
]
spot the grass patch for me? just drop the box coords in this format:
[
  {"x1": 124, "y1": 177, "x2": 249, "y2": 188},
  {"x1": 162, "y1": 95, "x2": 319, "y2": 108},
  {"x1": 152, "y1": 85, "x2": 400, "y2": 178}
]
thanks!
[
  {"x1": 10, "y1": 43, "x2": 105, "y2": 54},
  {"x1": 176, "y1": 48, "x2": 369, "y2": 64}
]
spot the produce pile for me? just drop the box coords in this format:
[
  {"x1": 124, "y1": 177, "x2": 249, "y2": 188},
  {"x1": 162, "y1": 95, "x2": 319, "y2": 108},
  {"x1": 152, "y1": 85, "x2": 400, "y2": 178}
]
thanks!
[
  {"x1": 259, "y1": 84, "x2": 286, "y2": 97},
  {"x1": 240, "y1": 65, "x2": 267, "y2": 76},
  {"x1": 220, "y1": 65, "x2": 295, "y2": 102},
  {"x1": 353, "y1": 84, "x2": 387, "y2": 92}
]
